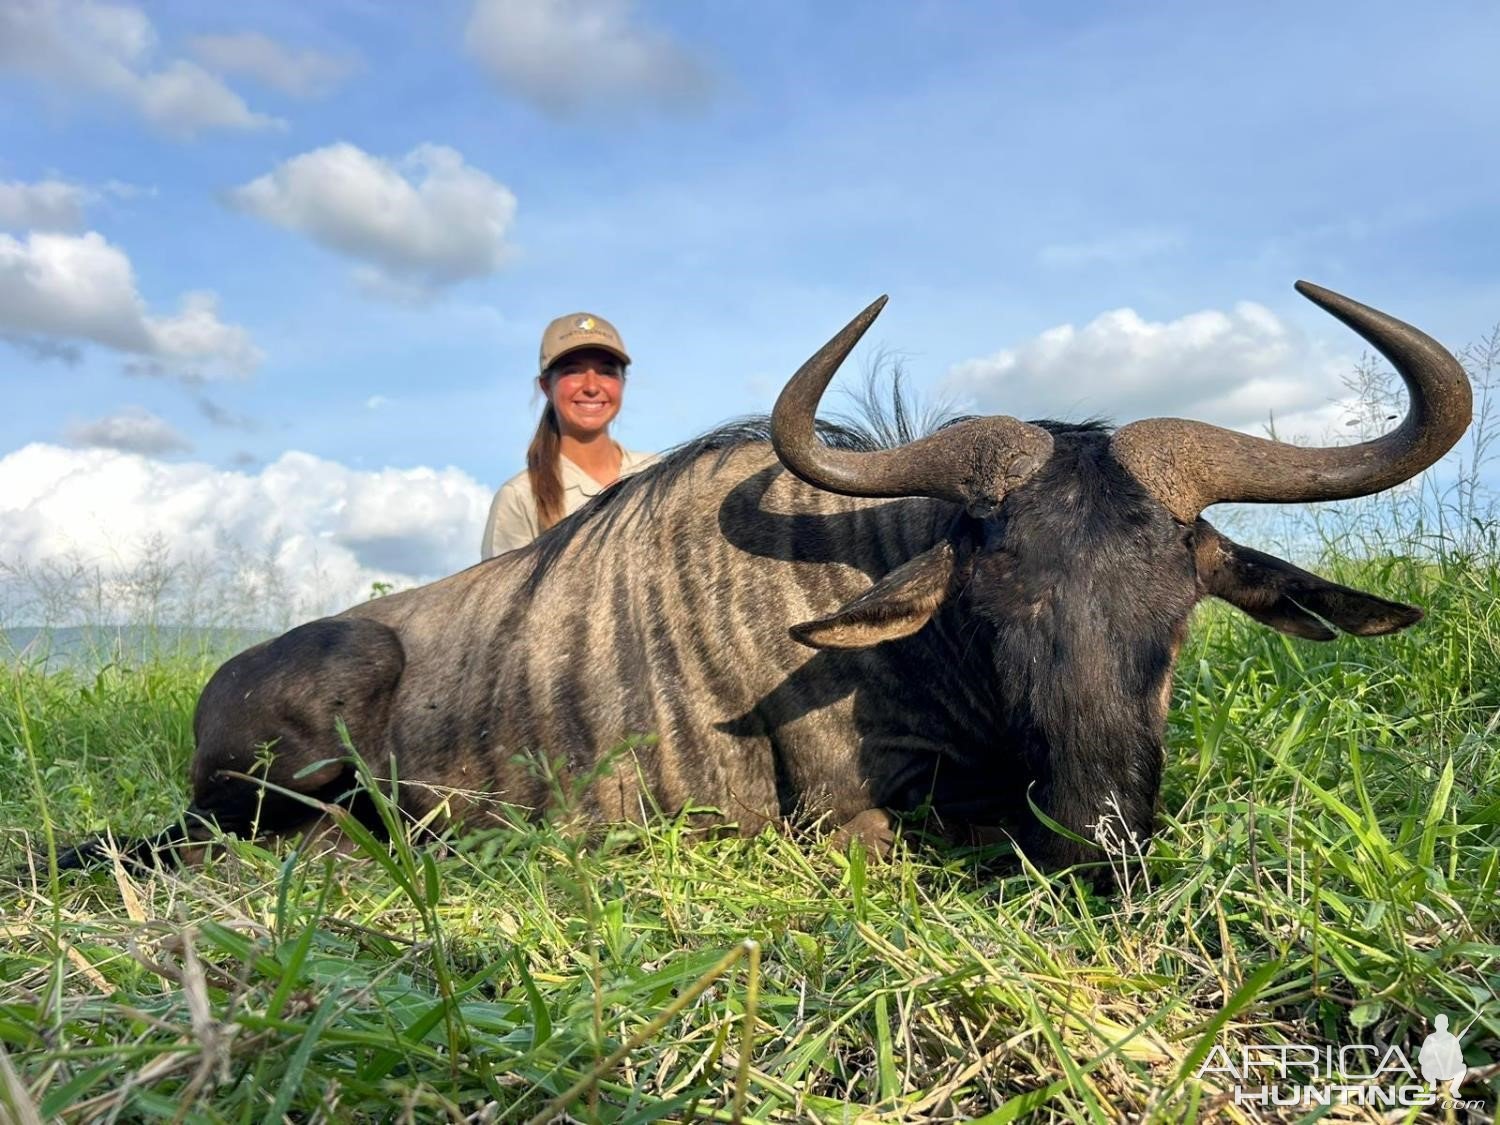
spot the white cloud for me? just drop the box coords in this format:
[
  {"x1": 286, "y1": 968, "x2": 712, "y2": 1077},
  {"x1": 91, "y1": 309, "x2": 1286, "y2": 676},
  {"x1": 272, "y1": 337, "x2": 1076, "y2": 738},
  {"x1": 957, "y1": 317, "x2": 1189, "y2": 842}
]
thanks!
[
  {"x1": 0, "y1": 178, "x2": 89, "y2": 230},
  {"x1": 0, "y1": 177, "x2": 146, "y2": 231},
  {"x1": 228, "y1": 143, "x2": 518, "y2": 294},
  {"x1": 943, "y1": 301, "x2": 1359, "y2": 442},
  {"x1": 464, "y1": 0, "x2": 711, "y2": 117},
  {"x1": 0, "y1": 0, "x2": 279, "y2": 137},
  {"x1": 0, "y1": 230, "x2": 261, "y2": 376},
  {"x1": 144, "y1": 291, "x2": 261, "y2": 377},
  {"x1": 1038, "y1": 228, "x2": 1183, "y2": 269},
  {"x1": 65, "y1": 406, "x2": 192, "y2": 455},
  {"x1": 0, "y1": 444, "x2": 494, "y2": 621},
  {"x1": 188, "y1": 31, "x2": 355, "y2": 98}
]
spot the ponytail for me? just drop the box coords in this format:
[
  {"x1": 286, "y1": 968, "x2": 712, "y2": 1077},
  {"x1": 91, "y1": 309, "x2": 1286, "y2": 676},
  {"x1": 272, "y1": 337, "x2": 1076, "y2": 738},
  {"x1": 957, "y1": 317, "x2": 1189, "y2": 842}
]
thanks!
[{"x1": 526, "y1": 401, "x2": 566, "y2": 531}]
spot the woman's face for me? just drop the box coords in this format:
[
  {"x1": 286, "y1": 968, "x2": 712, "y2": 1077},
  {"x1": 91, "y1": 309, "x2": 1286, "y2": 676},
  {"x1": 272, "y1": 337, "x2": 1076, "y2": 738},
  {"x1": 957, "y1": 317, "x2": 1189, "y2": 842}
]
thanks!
[{"x1": 542, "y1": 348, "x2": 625, "y2": 438}]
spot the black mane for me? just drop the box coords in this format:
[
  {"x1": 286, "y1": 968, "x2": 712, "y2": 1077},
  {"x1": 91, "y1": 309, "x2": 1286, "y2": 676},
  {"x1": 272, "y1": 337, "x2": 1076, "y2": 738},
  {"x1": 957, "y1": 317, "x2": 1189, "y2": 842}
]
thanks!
[{"x1": 521, "y1": 415, "x2": 879, "y2": 589}]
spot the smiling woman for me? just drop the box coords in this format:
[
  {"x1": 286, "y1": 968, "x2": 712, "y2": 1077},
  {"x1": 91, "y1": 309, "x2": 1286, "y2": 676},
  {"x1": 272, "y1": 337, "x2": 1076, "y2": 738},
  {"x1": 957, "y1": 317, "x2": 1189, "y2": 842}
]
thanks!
[{"x1": 481, "y1": 312, "x2": 657, "y2": 558}]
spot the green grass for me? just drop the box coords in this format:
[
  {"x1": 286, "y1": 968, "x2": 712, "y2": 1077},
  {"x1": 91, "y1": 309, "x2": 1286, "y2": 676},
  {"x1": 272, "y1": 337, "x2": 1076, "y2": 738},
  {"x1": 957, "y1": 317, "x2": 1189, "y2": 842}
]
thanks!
[{"x1": 2, "y1": 553, "x2": 1498, "y2": 1122}]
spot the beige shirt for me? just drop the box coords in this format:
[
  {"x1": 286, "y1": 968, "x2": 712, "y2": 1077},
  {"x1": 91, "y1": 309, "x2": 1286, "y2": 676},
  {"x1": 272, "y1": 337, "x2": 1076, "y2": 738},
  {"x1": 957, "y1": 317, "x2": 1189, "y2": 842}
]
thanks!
[{"x1": 482, "y1": 449, "x2": 658, "y2": 559}]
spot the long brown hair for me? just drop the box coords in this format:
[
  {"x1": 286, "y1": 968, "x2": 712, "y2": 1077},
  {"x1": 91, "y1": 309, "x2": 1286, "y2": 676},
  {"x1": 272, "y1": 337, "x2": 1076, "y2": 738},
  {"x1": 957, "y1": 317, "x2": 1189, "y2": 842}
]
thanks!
[
  {"x1": 527, "y1": 359, "x2": 629, "y2": 530},
  {"x1": 525, "y1": 399, "x2": 565, "y2": 531}
]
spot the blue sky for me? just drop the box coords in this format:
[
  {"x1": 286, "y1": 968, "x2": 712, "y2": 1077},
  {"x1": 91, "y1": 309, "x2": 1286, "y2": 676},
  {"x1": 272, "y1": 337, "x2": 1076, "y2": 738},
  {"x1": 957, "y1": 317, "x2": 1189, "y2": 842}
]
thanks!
[{"x1": 3, "y1": 0, "x2": 1498, "y2": 611}]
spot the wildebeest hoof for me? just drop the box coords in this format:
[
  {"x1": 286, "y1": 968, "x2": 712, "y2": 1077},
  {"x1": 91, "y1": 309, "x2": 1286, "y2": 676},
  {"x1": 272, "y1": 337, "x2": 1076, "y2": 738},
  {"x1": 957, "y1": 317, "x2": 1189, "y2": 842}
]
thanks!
[{"x1": 829, "y1": 808, "x2": 897, "y2": 858}]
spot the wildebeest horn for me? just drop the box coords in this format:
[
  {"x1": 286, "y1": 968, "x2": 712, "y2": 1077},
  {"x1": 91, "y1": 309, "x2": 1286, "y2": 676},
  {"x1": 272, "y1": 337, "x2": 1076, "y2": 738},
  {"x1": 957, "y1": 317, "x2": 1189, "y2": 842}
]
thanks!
[
  {"x1": 772, "y1": 297, "x2": 1054, "y2": 514},
  {"x1": 1112, "y1": 281, "x2": 1473, "y2": 523}
]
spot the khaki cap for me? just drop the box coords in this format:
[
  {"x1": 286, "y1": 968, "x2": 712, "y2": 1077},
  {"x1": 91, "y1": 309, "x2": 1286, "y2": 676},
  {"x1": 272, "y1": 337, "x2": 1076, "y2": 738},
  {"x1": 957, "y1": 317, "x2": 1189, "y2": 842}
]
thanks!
[{"x1": 539, "y1": 312, "x2": 631, "y2": 373}]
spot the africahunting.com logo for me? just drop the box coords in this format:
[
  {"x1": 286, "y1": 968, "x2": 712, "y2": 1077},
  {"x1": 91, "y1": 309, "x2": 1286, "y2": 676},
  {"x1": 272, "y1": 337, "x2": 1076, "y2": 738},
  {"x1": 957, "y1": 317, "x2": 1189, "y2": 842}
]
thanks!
[{"x1": 1196, "y1": 1014, "x2": 1483, "y2": 1110}]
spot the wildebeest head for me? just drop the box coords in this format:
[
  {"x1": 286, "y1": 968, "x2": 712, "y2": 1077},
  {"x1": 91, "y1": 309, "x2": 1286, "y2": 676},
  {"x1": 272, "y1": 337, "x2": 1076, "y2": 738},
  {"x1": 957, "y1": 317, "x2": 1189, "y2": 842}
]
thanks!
[{"x1": 771, "y1": 283, "x2": 1471, "y2": 859}]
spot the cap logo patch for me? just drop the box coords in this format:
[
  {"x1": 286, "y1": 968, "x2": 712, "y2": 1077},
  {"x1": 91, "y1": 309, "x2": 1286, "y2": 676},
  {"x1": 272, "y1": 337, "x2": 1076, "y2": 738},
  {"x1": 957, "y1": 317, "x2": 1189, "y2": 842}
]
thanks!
[{"x1": 576, "y1": 316, "x2": 596, "y2": 330}]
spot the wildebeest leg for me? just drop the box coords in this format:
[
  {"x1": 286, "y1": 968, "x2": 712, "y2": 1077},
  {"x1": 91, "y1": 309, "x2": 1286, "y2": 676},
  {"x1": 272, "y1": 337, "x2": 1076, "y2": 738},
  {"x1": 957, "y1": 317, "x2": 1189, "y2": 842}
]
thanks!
[
  {"x1": 186, "y1": 617, "x2": 406, "y2": 848},
  {"x1": 48, "y1": 615, "x2": 403, "y2": 872},
  {"x1": 828, "y1": 808, "x2": 897, "y2": 857}
]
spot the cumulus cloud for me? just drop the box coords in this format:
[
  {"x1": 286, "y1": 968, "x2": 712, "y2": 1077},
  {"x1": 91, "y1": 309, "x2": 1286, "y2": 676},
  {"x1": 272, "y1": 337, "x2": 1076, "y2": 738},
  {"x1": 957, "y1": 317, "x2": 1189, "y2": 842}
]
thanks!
[
  {"x1": 227, "y1": 142, "x2": 518, "y2": 295},
  {"x1": 0, "y1": 444, "x2": 493, "y2": 620},
  {"x1": 0, "y1": 178, "x2": 89, "y2": 230},
  {"x1": 145, "y1": 291, "x2": 261, "y2": 376},
  {"x1": 0, "y1": 0, "x2": 279, "y2": 137},
  {"x1": 0, "y1": 230, "x2": 261, "y2": 376},
  {"x1": 65, "y1": 406, "x2": 192, "y2": 455},
  {"x1": 464, "y1": 0, "x2": 711, "y2": 117},
  {"x1": 943, "y1": 301, "x2": 1359, "y2": 442},
  {"x1": 0, "y1": 176, "x2": 144, "y2": 231},
  {"x1": 187, "y1": 31, "x2": 355, "y2": 98}
]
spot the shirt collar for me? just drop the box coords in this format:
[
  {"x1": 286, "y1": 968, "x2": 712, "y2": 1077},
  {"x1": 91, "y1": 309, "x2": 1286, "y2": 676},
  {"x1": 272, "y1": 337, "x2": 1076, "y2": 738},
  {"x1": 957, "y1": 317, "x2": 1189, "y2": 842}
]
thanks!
[{"x1": 559, "y1": 451, "x2": 615, "y2": 497}]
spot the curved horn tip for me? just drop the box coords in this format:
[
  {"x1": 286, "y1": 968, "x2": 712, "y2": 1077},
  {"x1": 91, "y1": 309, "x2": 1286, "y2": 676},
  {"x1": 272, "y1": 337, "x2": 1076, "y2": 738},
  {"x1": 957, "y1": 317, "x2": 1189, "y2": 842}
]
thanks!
[
  {"x1": 857, "y1": 294, "x2": 890, "y2": 324},
  {"x1": 827, "y1": 295, "x2": 890, "y2": 348},
  {"x1": 1294, "y1": 279, "x2": 1361, "y2": 315}
]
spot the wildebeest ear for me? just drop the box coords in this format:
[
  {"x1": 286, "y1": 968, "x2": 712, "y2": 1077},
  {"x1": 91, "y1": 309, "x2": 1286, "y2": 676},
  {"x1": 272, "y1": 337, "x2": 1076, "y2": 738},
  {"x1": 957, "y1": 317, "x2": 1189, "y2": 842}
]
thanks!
[
  {"x1": 791, "y1": 541, "x2": 960, "y2": 650},
  {"x1": 1193, "y1": 520, "x2": 1423, "y2": 640}
]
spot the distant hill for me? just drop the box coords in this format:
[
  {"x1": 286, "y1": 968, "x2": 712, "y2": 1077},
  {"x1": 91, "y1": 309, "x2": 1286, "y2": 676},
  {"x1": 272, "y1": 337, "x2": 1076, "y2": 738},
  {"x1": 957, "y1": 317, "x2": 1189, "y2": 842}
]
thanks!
[{"x1": 1, "y1": 625, "x2": 269, "y2": 671}]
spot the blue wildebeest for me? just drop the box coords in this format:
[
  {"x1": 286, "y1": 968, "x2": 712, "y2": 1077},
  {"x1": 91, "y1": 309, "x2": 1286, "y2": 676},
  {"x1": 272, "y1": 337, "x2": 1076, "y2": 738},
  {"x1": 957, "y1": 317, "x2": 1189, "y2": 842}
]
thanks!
[{"x1": 59, "y1": 282, "x2": 1471, "y2": 879}]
